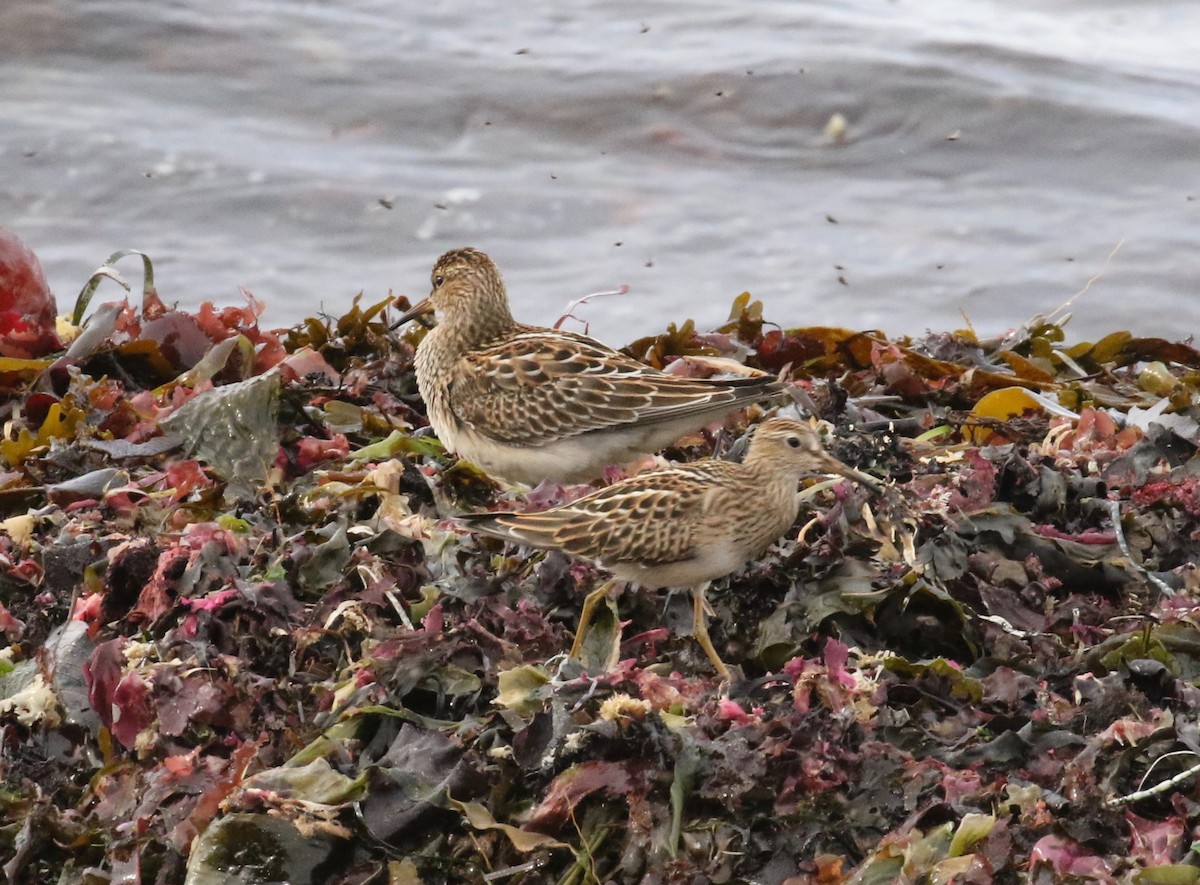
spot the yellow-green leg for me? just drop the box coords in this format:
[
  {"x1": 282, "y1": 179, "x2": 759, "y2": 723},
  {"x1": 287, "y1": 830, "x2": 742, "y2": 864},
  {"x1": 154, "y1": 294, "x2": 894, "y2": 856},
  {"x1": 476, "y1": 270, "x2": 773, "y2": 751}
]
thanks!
[
  {"x1": 569, "y1": 579, "x2": 619, "y2": 661},
  {"x1": 691, "y1": 584, "x2": 731, "y2": 681}
]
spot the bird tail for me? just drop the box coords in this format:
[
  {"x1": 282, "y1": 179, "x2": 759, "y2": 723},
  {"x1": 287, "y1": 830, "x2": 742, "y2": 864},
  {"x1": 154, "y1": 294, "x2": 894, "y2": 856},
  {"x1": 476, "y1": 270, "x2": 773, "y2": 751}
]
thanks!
[
  {"x1": 631, "y1": 373, "x2": 785, "y2": 429},
  {"x1": 456, "y1": 511, "x2": 559, "y2": 549}
]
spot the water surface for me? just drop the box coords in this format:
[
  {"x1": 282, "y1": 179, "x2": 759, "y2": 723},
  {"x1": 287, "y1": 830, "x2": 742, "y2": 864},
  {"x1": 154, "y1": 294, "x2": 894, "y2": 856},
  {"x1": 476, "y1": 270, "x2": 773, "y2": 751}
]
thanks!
[{"x1": 3, "y1": 0, "x2": 1198, "y2": 344}]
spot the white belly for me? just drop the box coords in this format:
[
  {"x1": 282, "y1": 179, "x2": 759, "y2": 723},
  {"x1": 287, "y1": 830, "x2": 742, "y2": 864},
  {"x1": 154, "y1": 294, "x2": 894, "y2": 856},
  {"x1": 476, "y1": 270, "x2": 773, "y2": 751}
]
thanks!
[
  {"x1": 452, "y1": 423, "x2": 673, "y2": 486},
  {"x1": 604, "y1": 541, "x2": 752, "y2": 590},
  {"x1": 452, "y1": 426, "x2": 617, "y2": 485}
]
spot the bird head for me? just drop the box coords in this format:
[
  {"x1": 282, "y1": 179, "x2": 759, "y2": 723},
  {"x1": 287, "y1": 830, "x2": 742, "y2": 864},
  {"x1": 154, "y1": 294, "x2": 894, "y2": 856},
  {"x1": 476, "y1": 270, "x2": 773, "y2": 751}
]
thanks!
[
  {"x1": 747, "y1": 417, "x2": 880, "y2": 488},
  {"x1": 391, "y1": 248, "x2": 514, "y2": 338}
]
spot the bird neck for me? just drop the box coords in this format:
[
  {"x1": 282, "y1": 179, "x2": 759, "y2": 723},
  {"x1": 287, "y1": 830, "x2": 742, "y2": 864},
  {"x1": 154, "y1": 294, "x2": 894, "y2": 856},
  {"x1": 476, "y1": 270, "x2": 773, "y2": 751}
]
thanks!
[
  {"x1": 741, "y1": 455, "x2": 805, "y2": 506},
  {"x1": 441, "y1": 299, "x2": 516, "y2": 350}
]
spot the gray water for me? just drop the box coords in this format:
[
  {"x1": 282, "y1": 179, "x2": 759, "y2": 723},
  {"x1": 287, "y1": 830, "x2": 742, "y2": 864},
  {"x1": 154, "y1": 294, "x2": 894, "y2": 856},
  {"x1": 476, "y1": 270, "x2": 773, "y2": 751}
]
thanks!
[{"x1": 3, "y1": 0, "x2": 1199, "y2": 345}]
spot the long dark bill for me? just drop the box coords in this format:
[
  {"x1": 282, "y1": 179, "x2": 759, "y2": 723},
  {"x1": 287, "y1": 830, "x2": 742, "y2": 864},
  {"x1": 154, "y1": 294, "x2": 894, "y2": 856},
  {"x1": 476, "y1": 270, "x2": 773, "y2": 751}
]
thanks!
[
  {"x1": 390, "y1": 296, "x2": 435, "y2": 330},
  {"x1": 818, "y1": 452, "x2": 883, "y2": 490}
]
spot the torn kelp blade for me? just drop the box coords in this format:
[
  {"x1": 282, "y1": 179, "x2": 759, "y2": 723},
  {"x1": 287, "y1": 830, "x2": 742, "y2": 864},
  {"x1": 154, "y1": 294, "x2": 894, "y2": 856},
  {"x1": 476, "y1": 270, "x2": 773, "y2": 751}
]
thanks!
[{"x1": 160, "y1": 369, "x2": 281, "y2": 494}]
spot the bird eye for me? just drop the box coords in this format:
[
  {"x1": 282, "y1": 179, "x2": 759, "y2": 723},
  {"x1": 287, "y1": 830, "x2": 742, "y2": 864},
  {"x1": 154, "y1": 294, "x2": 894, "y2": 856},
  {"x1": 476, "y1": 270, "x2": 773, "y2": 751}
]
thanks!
[
  {"x1": 433, "y1": 274, "x2": 445, "y2": 287},
  {"x1": 786, "y1": 436, "x2": 802, "y2": 448}
]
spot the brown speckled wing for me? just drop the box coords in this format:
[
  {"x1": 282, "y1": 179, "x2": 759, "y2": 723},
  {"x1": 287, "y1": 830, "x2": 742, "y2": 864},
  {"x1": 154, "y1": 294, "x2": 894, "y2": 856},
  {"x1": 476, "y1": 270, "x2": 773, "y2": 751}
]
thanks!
[
  {"x1": 467, "y1": 463, "x2": 739, "y2": 566},
  {"x1": 450, "y1": 328, "x2": 778, "y2": 446}
]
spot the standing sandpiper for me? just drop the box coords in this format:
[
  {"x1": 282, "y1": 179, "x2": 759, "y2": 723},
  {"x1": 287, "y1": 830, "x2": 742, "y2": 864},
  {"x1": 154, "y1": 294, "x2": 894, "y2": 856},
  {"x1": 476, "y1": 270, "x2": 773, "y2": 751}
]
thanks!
[
  {"x1": 459, "y1": 417, "x2": 879, "y2": 679},
  {"x1": 393, "y1": 248, "x2": 782, "y2": 485}
]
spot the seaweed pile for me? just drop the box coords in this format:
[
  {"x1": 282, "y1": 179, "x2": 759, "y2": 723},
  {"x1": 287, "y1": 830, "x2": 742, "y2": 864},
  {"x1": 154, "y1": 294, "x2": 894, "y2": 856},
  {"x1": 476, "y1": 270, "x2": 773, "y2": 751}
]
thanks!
[{"x1": 4, "y1": 235, "x2": 1200, "y2": 884}]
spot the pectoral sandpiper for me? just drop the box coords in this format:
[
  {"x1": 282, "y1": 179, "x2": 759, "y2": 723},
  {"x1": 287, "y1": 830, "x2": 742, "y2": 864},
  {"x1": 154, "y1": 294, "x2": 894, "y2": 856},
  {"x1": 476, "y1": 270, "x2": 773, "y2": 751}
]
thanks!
[
  {"x1": 460, "y1": 417, "x2": 879, "y2": 679},
  {"x1": 392, "y1": 248, "x2": 783, "y2": 485}
]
